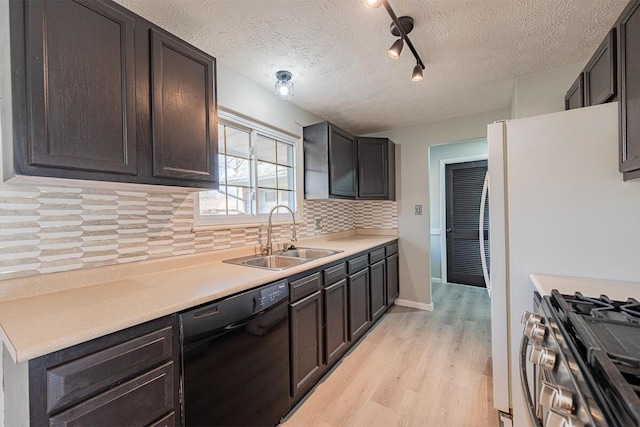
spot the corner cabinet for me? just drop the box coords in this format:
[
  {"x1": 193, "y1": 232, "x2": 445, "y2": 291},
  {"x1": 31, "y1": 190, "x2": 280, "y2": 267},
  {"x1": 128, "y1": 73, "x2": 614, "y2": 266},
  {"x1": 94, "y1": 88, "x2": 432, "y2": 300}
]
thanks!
[
  {"x1": 4, "y1": 315, "x2": 179, "y2": 427},
  {"x1": 357, "y1": 137, "x2": 396, "y2": 200},
  {"x1": 303, "y1": 122, "x2": 357, "y2": 199},
  {"x1": 8, "y1": 0, "x2": 218, "y2": 189},
  {"x1": 617, "y1": 0, "x2": 640, "y2": 180}
]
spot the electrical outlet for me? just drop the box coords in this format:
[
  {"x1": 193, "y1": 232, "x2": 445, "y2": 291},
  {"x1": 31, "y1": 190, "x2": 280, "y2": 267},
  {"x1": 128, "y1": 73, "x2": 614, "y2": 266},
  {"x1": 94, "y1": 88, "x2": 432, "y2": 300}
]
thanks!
[
  {"x1": 415, "y1": 205, "x2": 422, "y2": 215},
  {"x1": 315, "y1": 218, "x2": 323, "y2": 230}
]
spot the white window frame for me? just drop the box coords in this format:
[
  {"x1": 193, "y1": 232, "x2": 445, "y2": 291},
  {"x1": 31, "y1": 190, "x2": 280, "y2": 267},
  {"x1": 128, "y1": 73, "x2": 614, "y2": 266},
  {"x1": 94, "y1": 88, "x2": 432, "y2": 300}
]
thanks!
[{"x1": 193, "y1": 110, "x2": 303, "y2": 227}]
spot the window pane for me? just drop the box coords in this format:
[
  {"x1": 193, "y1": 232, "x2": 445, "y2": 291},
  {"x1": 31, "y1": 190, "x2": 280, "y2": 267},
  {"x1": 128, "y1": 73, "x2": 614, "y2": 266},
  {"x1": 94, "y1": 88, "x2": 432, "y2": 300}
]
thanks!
[
  {"x1": 258, "y1": 188, "x2": 277, "y2": 214},
  {"x1": 257, "y1": 161, "x2": 277, "y2": 188},
  {"x1": 278, "y1": 190, "x2": 295, "y2": 211},
  {"x1": 218, "y1": 154, "x2": 226, "y2": 184},
  {"x1": 225, "y1": 126, "x2": 251, "y2": 158},
  {"x1": 218, "y1": 126, "x2": 226, "y2": 153},
  {"x1": 226, "y1": 156, "x2": 251, "y2": 187},
  {"x1": 199, "y1": 188, "x2": 228, "y2": 215},
  {"x1": 277, "y1": 142, "x2": 294, "y2": 166},
  {"x1": 256, "y1": 134, "x2": 276, "y2": 162},
  {"x1": 227, "y1": 186, "x2": 252, "y2": 215},
  {"x1": 277, "y1": 165, "x2": 294, "y2": 190}
]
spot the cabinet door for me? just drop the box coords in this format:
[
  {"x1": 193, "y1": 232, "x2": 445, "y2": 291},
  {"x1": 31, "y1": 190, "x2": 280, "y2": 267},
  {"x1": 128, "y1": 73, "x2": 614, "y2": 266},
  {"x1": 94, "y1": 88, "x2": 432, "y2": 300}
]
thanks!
[
  {"x1": 618, "y1": 0, "x2": 640, "y2": 176},
  {"x1": 324, "y1": 278, "x2": 349, "y2": 366},
  {"x1": 357, "y1": 138, "x2": 392, "y2": 199},
  {"x1": 369, "y1": 259, "x2": 387, "y2": 322},
  {"x1": 150, "y1": 29, "x2": 218, "y2": 184},
  {"x1": 386, "y1": 253, "x2": 399, "y2": 305},
  {"x1": 348, "y1": 268, "x2": 370, "y2": 342},
  {"x1": 564, "y1": 74, "x2": 585, "y2": 110},
  {"x1": 21, "y1": 0, "x2": 137, "y2": 175},
  {"x1": 328, "y1": 126, "x2": 357, "y2": 198},
  {"x1": 290, "y1": 291, "x2": 324, "y2": 400},
  {"x1": 585, "y1": 29, "x2": 617, "y2": 106}
]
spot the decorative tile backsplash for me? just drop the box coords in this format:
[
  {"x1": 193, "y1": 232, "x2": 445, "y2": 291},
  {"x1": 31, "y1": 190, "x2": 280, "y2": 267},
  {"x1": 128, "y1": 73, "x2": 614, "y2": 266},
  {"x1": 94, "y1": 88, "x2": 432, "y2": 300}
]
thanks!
[{"x1": 0, "y1": 184, "x2": 397, "y2": 281}]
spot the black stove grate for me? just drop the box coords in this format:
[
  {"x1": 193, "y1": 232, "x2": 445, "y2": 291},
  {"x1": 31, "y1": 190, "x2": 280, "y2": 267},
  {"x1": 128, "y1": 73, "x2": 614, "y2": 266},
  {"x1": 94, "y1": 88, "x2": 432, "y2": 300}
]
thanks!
[{"x1": 550, "y1": 291, "x2": 640, "y2": 426}]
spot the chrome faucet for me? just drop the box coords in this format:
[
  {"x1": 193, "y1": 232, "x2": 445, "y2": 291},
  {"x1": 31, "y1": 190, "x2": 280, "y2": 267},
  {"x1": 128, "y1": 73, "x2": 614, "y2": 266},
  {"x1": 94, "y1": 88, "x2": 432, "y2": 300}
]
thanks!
[{"x1": 261, "y1": 205, "x2": 297, "y2": 256}]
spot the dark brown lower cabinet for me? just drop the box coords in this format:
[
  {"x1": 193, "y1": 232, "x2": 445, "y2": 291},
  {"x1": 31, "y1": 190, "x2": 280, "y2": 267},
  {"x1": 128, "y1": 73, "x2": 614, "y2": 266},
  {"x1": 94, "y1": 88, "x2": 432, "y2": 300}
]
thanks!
[
  {"x1": 324, "y1": 278, "x2": 349, "y2": 367},
  {"x1": 386, "y1": 252, "x2": 399, "y2": 305},
  {"x1": 2, "y1": 315, "x2": 179, "y2": 427},
  {"x1": 290, "y1": 290, "x2": 324, "y2": 403},
  {"x1": 348, "y1": 268, "x2": 370, "y2": 341},
  {"x1": 369, "y1": 260, "x2": 387, "y2": 322}
]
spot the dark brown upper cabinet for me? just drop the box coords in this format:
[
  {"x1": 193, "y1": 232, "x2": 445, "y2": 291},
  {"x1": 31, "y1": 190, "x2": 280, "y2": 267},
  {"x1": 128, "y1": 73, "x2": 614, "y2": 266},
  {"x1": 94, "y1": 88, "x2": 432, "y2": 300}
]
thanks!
[
  {"x1": 584, "y1": 29, "x2": 617, "y2": 106},
  {"x1": 14, "y1": 0, "x2": 138, "y2": 177},
  {"x1": 304, "y1": 122, "x2": 357, "y2": 199},
  {"x1": 7, "y1": 0, "x2": 218, "y2": 189},
  {"x1": 357, "y1": 137, "x2": 396, "y2": 200},
  {"x1": 564, "y1": 74, "x2": 585, "y2": 110},
  {"x1": 149, "y1": 29, "x2": 218, "y2": 184},
  {"x1": 617, "y1": 0, "x2": 640, "y2": 180}
]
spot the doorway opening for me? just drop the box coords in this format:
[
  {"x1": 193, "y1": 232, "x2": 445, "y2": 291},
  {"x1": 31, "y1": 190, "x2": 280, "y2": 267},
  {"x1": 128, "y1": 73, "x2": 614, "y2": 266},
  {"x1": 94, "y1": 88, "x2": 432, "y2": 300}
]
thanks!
[{"x1": 428, "y1": 139, "x2": 488, "y2": 288}]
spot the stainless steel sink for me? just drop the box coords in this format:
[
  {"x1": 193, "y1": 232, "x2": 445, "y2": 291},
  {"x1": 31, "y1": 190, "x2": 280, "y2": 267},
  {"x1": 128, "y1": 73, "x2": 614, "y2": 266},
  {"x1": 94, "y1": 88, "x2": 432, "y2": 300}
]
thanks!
[
  {"x1": 224, "y1": 247, "x2": 342, "y2": 270},
  {"x1": 276, "y1": 247, "x2": 342, "y2": 259},
  {"x1": 224, "y1": 254, "x2": 308, "y2": 270},
  {"x1": 241, "y1": 255, "x2": 308, "y2": 269}
]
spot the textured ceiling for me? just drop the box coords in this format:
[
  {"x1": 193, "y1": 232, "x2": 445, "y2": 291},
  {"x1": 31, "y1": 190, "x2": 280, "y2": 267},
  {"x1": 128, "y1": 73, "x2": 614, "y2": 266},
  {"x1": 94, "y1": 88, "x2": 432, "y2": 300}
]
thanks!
[{"x1": 115, "y1": 0, "x2": 628, "y2": 135}]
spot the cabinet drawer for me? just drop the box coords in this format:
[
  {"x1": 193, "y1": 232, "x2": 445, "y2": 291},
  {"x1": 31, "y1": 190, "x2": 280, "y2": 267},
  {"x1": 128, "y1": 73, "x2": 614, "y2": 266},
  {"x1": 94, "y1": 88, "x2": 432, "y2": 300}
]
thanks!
[
  {"x1": 150, "y1": 411, "x2": 176, "y2": 427},
  {"x1": 385, "y1": 242, "x2": 398, "y2": 256},
  {"x1": 47, "y1": 326, "x2": 173, "y2": 412},
  {"x1": 50, "y1": 362, "x2": 174, "y2": 427},
  {"x1": 290, "y1": 272, "x2": 321, "y2": 302},
  {"x1": 348, "y1": 255, "x2": 369, "y2": 273},
  {"x1": 323, "y1": 263, "x2": 346, "y2": 286},
  {"x1": 369, "y1": 248, "x2": 385, "y2": 264}
]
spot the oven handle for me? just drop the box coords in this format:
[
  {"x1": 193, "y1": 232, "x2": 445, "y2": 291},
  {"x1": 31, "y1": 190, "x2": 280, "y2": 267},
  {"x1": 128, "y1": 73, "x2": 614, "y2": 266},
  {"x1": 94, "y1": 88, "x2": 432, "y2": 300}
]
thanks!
[{"x1": 520, "y1": 334, "x2": 542, "y2": 427}]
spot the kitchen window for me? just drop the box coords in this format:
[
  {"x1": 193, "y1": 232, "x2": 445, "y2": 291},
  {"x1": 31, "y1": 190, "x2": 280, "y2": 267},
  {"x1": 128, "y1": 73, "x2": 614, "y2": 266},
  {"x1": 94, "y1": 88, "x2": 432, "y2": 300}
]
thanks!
[{"x1": 194, "y1": 111, "x2": 300, "y2": 226}]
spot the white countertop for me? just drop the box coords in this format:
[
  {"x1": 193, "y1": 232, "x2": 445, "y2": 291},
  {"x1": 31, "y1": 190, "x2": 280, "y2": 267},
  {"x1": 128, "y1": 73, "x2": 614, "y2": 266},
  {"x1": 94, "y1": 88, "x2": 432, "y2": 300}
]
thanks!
[
  {"x1": 530, "y1": 273, "x2": 640, "y2": 301},
  {"x1": 0, "y1": 233, "x2": 397, "y2": 363}
]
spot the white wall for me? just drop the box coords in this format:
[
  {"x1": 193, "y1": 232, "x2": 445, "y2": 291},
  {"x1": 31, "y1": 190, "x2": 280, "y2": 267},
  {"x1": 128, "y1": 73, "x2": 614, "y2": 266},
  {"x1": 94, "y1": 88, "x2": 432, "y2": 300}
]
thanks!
[
  {"x1": 428, "y1": 140, "x2": 488, "y2": 281},
  {"x1": 511, "y1": 61, "x2": 586, "y2": 119},
  {"x1": 368, "y1": 108, "x2": 510, "y2": 305}
]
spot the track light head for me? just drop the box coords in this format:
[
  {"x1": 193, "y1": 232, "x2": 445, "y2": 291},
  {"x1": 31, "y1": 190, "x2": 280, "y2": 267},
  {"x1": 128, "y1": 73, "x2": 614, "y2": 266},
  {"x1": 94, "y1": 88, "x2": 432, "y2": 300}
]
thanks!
[
  {"x1": 364, "y1": 0, "x2": 384, "y2": 8},
  {"x1": 411, "y1": 64, "x2": 424, "y2": 82},
  {"x1": 388, "y1": 38, "x2": 403, "y2": 59}
]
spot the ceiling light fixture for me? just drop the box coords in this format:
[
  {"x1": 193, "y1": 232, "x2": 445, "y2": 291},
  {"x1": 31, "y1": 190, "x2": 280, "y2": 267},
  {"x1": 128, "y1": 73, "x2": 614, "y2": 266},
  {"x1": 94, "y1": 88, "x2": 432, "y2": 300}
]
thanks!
[
  {"x1": 275, "y1": 70, "x2": 293, "y2": 99},
  {"x1": 412, "y1": 63, "x2": 424, "y2": 81},
  {"x1": 365, "y1": 0, "x2": 426, "y2": 81},
  {"x1": 387, "y1": 38, "x2": 403, "y2": 59}
]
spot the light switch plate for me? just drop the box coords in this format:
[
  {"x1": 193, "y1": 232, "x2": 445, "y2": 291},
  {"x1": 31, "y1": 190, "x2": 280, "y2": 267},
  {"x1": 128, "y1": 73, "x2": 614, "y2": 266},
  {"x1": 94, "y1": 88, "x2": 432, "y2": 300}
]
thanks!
[{"x1": 415, "y1": 205, "x2": 422, "y2": 215}]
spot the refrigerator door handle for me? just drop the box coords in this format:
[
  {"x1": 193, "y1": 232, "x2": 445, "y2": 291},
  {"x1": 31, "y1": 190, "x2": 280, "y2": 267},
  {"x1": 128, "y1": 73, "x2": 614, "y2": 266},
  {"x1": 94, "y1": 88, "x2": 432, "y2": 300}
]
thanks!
[{"x1": 479, "y1": 171, "x2": 491, "y2": 295}]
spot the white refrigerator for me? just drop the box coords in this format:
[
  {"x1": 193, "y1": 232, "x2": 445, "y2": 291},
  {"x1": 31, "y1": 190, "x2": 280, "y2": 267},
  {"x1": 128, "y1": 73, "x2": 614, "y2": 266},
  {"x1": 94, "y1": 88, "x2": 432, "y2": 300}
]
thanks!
[{"x1": 486, "y1": 102, "x2": 640, "y2": 426}]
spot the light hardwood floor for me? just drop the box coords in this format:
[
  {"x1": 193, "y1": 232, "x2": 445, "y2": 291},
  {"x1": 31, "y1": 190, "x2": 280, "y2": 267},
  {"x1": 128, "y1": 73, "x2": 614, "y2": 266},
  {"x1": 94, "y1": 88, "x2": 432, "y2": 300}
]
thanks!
[{"x1": 282, "y1": 282, "x2": 498, "y2": 427}]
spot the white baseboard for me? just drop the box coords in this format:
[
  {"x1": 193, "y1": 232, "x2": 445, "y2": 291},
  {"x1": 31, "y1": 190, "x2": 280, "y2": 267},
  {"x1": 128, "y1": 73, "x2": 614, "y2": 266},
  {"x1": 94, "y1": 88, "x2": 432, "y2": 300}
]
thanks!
[
  {"x1": 394, "y1": 299, "x2": 434, "y2": 311},
  {"x1": 431, "y1": 277, "x2": 442, "y2": 284}
]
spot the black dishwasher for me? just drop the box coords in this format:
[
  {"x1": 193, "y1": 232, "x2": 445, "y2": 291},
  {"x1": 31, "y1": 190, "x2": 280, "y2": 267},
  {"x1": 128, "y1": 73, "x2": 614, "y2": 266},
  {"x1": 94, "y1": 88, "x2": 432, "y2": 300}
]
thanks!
[{"x1": 179, "y1": 280, "x2": 289, "y2": 427}]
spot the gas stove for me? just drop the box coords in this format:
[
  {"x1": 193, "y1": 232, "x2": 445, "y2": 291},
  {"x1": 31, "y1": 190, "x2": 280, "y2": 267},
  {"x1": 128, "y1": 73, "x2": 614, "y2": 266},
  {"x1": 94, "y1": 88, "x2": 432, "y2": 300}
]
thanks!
[{"x1": 521, "y1": 291, "x2": 640, "y2": 426}]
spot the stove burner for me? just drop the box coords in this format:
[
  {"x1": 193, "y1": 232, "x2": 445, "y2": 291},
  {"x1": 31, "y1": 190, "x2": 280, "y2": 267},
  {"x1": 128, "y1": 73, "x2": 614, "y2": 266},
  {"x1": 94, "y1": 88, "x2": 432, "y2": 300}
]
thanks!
[
  {"x1": 554, "y1": 292, "x2": 640, "y2": 323},
  {"x1": 621, "y1": 300, "x2": 640, "y2": 321}
]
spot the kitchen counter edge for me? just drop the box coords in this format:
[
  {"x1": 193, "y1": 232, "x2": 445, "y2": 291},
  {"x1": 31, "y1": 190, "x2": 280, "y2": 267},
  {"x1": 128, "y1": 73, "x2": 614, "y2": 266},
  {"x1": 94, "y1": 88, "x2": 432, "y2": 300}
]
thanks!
[
  {"x1": 0, "y1": 234, "x2": 398, "y2": 364},
  {"x1": 529, "y1": 273, "x2": 640, "y2": 301}
]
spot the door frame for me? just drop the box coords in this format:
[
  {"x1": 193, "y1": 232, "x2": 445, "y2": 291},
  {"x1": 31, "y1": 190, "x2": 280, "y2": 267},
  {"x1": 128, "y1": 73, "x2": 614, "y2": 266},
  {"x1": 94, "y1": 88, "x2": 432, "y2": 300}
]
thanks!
[{"x1": 439, "y1": 151, "x2": 488, "y2": 285}]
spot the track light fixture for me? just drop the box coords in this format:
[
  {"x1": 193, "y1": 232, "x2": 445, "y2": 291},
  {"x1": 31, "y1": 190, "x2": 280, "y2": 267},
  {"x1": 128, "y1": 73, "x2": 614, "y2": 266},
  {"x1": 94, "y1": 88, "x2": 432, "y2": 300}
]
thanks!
[
  {"x1": 388, "y1": 38, "x2": 403, "y2": 59},
  {"x1": 365, "y1": 0, "x2": 426, "y2": 81},
  {"x1": 275, "y1": 70, "x2": 293, "y2": 99}
]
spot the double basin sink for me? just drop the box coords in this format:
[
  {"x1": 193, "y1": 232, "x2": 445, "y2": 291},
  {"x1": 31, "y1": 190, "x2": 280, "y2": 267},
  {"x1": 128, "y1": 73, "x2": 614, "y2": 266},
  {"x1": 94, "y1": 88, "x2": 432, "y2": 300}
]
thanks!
[{"x1": 224, "y1": 247, "x2": 342, "y2": 270}]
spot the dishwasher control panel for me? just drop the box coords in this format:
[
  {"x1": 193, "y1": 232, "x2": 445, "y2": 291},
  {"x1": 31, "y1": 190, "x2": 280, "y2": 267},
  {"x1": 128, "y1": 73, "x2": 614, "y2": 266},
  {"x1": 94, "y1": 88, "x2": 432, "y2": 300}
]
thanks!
[{"x1": 254, "y1": 280, "x2": 288, "y2": 313}]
